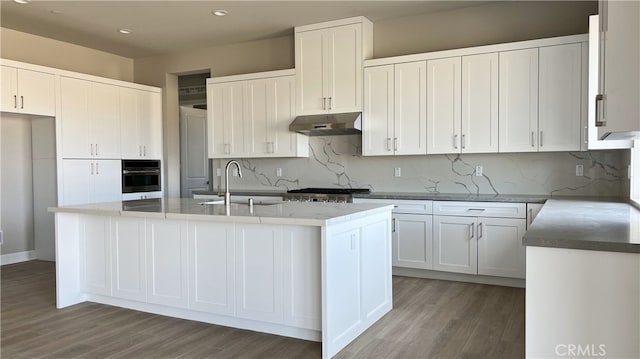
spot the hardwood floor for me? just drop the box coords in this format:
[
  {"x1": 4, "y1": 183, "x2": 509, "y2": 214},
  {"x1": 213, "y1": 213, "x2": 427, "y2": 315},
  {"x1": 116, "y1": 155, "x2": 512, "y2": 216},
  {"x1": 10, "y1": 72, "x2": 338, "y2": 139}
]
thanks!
[{"x1": 1, "y1": 261, "x2": 524, "y2": 358}]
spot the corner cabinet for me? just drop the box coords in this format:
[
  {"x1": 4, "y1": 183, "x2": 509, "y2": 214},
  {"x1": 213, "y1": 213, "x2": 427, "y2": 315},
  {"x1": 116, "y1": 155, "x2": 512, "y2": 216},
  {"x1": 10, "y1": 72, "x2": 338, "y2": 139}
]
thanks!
[
  {"x1": 596, "y1": 0, "x2": 640, "y2": 137},
  {"x1": 1, "y1": 65, "x2": 55, "y2": 116},
  {"x1": 295, "y1": 17, "x2": 372, "y2": 116},
  {"x1": 207, "y1": 70, "x2": 308, "y2": 159}
]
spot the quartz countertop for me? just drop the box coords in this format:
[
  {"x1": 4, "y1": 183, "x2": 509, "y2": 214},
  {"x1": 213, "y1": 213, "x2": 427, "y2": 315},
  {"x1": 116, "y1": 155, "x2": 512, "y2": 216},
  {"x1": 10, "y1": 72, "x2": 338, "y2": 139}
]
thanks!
[
  {"x1": 523, "y1": 199, "x2": 640, "y2": 253},
  {"x1": 49, "y1": 198, "x2": 394, "y2": 227}
]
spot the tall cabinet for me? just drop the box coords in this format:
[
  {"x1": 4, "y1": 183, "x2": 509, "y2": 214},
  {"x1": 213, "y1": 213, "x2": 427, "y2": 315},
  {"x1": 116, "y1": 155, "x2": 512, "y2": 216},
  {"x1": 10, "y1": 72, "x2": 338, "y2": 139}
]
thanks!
[{"x1": 295, "y1": 17, "x2": 372, "y2": 116}]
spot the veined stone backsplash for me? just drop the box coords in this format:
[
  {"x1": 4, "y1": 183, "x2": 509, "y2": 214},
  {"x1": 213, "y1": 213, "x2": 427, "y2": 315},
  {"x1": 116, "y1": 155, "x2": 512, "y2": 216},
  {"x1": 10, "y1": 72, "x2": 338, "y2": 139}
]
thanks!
[{"x1": 214, "y1": 135, "x2": 629, "y2": 197}]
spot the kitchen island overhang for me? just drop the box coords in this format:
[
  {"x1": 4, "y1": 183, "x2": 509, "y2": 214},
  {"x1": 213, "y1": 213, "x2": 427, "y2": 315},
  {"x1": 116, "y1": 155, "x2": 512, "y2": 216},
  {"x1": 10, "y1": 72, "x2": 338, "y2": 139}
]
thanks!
[{"x1": 50, "y1": 198, "x2": 394, "y2": 359}]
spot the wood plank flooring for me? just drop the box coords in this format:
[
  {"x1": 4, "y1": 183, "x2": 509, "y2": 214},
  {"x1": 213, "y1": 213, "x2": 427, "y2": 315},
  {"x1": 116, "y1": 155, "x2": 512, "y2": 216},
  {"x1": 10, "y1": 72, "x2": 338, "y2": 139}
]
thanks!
[{"x1": 1, "y1": 261, "x2": 524, "y2": 358}]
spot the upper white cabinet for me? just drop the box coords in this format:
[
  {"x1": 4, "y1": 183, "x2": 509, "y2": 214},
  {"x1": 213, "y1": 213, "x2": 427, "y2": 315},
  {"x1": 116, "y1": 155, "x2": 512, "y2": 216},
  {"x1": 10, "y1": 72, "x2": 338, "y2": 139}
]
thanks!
[
  {"x1": 61, "y1": 77, "x2": 121, "y2": 159},
  {"x1": 120, "y1": 87, "x2": 162, "y2": 159},
  {"x1": 426, "y1": 57, "x2": 461, "y2": 154},
  {"x1": 207, "y1": 71, "x2": 308, "y2": 159},
  {"x1": 498, "y1": 48, "x2": 539, "y2": 153},
  {"x1": 538, "y1": 43, "x2": 583, "y2": 151},
  {"x1": 426, "y1": 53, "x2": 498, "y2": 154},
  {"x1": 596, "y1": 0, "x2": 640, "y2": 137},
  {"x1": 295, "y1": 17, "x2": 372, "y2": 116},
  {"x1": 1, "y1": 65, "x2": 55, "y2": 116},
  {"x1": 363, "y1": 61, "x2": 427, "y2": 156},
  {"x1": 461, "y1": 53, "x2": 499, "y2": 153}
]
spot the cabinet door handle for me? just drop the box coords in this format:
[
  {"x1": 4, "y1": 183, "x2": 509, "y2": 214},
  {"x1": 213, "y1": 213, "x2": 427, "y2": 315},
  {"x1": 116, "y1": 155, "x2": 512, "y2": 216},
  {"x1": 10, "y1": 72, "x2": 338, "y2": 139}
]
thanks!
[
  {"x1": 478, "y1": 222, "x2": 483, "y2": 239},
  {"x1": 20, "y1": 96, "x2": 24, "y2": 109},
  {"x1": 95, "y1": 144, "x2": 99, "y2": 156},
  {"x1": 462, "y1": 134, "x2": 466, "y2": 149},
  {"x1": 392, "y1": 218, "x2": 396, "y2": 233},
  {"x1": 595, "y1": 94, "x2": 605, "y2": 127},
  {"x1": 322, "y1": 97, "x2": 326, "y2": 110},
  {"x1": 529, "y1": 208, "x2": 533, "y2": 225},
  {"x1": 139, "y1": 145, "x2": 142, "y2": 157},
  {"x1": 453, "y1": 134, "x2": 458, "y2": 149},
  {"x1": 539, "y1": 131, "x2": 543, "y2": 147},
  {"x1": 394, "y1": 138, "x2": 398, "y2": 151},
  {"x1": 143, "y1": 145, "x2": 147, "y2": 157},
  {"x1": 96, "y1": 162, "x2": 100, "y2": 175},
  {"x1": 13, "y1": 95, "x2": 17, "y2": 109},
  {"x1": 386, "y1": 138, "x2": 391, "y2": 151},
  {"x1": 328, "y1": 97, "x2": 332, "y2": 110},
  {"x1": 470, "y1": 224, "x2": 475, "y2": 239},
  {"x1": 583, "y1": 126, "x2": 588, "y2": 144},
  {"x1": 531, "y1": 131, "x2": 535, "y2": 147}
]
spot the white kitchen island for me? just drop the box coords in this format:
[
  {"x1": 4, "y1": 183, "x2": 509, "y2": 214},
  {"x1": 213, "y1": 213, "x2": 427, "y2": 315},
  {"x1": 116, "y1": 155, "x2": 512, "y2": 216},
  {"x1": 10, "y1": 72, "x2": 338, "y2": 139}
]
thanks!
[{"x1": 50, "y1": 198, "x2": 394, "y2": 359}]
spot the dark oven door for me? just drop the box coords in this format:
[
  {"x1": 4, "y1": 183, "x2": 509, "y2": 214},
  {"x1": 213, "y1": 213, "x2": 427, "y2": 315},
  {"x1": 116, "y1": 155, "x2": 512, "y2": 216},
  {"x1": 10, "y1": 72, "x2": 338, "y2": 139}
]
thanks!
[{"x1": 122, "y1": 160, "x2": 161, "y2": 193}]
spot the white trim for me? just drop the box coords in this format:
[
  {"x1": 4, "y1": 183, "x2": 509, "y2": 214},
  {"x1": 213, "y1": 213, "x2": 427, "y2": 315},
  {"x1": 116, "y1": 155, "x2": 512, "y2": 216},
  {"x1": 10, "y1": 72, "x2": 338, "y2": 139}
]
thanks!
[
  {"x1": 364, "y1": 34, "x2": 589, "y2": 67},
  {"x1": 206, "y1": 69, "x2": 295, "y2": 84},
  {"x1": 295, "y1": 16, "x2": 370, "y2": 33},
  {"x1": 0, "y1": 58, "x2": 161, "y2": 92},
  {"x1": 0, "y1": 250, "x2": 37, "y2": 265}
]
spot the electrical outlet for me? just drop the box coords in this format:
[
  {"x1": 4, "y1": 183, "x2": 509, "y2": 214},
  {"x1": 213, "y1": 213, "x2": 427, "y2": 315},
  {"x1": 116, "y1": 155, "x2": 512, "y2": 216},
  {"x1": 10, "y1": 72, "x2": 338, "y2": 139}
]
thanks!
[
  {"x1": 276, "y1": 168, "x2": 282, "y2": 177},
  {"x1": 576, "y1": 165, "x2": 584, "y2": 176},
  {"x1": 475, "y1": 166, "x2": 483, "y2": 177},
  {"x1": 394, "y1": 167, "x2": 401, "y2": 177}
]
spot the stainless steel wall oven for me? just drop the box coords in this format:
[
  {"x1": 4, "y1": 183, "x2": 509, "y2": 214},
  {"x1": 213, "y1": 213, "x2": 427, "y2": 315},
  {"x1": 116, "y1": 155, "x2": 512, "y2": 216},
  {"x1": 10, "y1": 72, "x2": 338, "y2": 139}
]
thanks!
[{"x1": 122, "y1": 160, "x2": 161, "y2": 193}]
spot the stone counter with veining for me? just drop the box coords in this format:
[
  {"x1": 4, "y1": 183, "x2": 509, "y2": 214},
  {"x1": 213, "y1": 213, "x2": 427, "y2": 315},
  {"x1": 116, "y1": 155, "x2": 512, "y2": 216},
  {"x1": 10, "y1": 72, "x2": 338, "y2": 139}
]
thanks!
[{"x1": 523, "y1": 199, "x2": 640, "y2": 253}]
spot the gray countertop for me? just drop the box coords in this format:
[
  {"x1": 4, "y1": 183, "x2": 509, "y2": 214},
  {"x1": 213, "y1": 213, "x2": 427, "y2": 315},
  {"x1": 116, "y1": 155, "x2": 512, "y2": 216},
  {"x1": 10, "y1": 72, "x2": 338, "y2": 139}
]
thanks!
[{"x1": 523, "y1": 199, "x2": 640, "y2": 253}]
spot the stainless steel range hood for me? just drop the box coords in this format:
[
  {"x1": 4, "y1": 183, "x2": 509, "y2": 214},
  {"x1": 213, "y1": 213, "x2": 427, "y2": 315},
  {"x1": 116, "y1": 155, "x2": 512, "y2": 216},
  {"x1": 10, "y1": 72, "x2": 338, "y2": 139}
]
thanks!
[{"x1": 289, "y1": 112, "x2": 362, "y2": 136}]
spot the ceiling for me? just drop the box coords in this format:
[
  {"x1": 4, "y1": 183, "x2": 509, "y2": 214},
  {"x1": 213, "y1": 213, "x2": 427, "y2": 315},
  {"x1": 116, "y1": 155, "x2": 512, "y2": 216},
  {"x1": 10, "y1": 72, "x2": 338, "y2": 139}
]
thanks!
[{"x1": 0, "y1": 1, "x2": 495, "y2": 59}]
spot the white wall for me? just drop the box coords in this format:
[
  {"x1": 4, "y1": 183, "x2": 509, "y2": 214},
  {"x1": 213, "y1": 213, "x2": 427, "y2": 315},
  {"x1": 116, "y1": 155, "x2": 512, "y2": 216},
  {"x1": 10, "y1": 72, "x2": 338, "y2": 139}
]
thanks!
[{"x1": 1, "y1": 115, "x2": 35, "y2": 255}]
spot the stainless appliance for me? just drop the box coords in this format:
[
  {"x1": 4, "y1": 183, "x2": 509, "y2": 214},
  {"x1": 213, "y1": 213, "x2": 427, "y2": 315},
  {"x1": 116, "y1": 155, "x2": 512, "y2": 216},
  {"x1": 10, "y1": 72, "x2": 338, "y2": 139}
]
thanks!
[
  {"x1": 122, "y1": 159, "x2": 161, "y2": 193},
  {"x1": 289, "y1": 112, "x2": 362, "y2": 136},
  {"x1": 283, "y1": 188, "x2": 370, "y2": 203}
]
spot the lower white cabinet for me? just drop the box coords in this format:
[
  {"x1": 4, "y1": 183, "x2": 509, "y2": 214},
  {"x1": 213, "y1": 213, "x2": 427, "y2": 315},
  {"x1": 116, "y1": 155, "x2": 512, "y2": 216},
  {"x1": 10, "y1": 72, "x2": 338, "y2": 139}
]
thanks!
[
  {"x1": 61, "y1": 159, "x2": 122, "y2": 205},
  {"x1": 145, "y1": 219, "x2": 189, "y2": 308},
  {"x1": 526, "y1": 202, "x2": 545, "y2": 228},
  {"x1": 188, "y1": 221, "x2": 235, "y2": 315},
  {"x1": 477, "y1": 217, "x2": 526, "y2": 278},
  {"x1": 80, "y1": 215, "x2": 112, "y2": 295},
  {"x1": 111, "y1": 217, "x2": 146, "y2": 302},
  {"x1": 393, "y1": 213, "x2": 433, "y2": 269},
  {"x1": 433, "y1": 215, "x2": 478, "y2": 274}
]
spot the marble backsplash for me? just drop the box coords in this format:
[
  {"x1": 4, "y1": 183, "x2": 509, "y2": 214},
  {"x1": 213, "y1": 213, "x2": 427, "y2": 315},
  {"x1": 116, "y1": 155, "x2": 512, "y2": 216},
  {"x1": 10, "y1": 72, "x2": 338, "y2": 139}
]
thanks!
[{"x1": 214, "y1": 135, "x2": 629, "y2": 197}]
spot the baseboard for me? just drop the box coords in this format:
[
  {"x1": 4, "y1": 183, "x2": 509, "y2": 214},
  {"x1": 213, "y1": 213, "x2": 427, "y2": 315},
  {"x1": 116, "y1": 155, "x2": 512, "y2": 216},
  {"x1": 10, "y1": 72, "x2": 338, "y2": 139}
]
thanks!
[
  {"x1": 1, "y1": 250, "x2": 36, "y2": 265},
  {"x1": 393, "y1": 267, "x2": 526, "y2": 288}
]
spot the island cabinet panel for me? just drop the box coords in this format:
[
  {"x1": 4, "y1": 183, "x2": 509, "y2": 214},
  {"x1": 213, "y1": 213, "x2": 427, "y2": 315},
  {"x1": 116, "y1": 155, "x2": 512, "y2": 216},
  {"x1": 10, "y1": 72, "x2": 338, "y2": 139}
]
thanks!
[
  {"x1": 235, "y1": 224, "x2": 284, "y2": 324},
  {"x1": 283, "y1": 226, "x2": 322, "y2": 330},
  {"x1": 80, "y1": 215, "x2": 112, "y2": 296},
  {"x1": 188, "y1": 221, "x2": 235, "y2": 316},
  {"x1": 433, "y1": 215, "x2": 478, "y2": 274},
  {"x1": 360, "y1": 218, "x2": 392, "y2": 321},
  {"x1": 146, "y1": 220, "x2": 189, "y2": 308},
  {"x1": 111, "y1": 217, "x2": 146, "y2": 302}
]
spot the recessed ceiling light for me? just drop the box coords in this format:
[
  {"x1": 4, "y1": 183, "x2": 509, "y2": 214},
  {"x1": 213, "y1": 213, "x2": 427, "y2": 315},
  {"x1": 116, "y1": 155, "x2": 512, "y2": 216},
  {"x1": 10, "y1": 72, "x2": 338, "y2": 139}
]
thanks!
[
  {"x1": 118, "y1": 28, "x2": 133, "y2": 35},
  {"x1": 13, "y1": 0, "x2": 31, "y2": 4},
  {"x1": 212, "y1": 9, "x2": 228, "y2": 17}
]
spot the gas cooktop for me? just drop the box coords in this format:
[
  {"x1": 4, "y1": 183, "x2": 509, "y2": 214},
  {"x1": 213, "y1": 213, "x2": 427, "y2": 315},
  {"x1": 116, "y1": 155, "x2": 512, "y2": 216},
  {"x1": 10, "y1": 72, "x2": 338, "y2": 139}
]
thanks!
[{"x1": 283, "y1": 188, "x2": 370, "y2": 203}]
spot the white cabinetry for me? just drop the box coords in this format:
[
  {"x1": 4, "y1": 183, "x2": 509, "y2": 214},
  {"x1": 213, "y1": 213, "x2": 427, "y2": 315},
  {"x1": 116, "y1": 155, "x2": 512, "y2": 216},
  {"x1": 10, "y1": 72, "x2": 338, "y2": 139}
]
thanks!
[
  {"x1": 1, "y1": 65, "x2": 55, "y2": 116},
  {"x1": 363, "y1": 61, "x2": 427, "y2": 156},
  {"x1": 188, "y1": 221, "x2": 235, "y2": 315},
  {"x1": 295, "y1": 17, "x2": 372, "y2": 115},
  {"x1": 146, "y1": 219, "x2": 189, "y2": 308},
  {"x1": 433, "y1": 201, "x2": 527, "y2": 279},
  {"x1": 80, "y1": 215, "x2": 111, "y2": 295},
  {"x1": 499, "y1": 48, "x2": 539, "y2": 153},
  {"x1": 111, "y1": 217, "x2": 146, "y2": 302},
  {"x1": 538, "y1": 43, "x2": 583, "y2": 151},
  {"x1": 235, "y1": 224, "x2": 284, "y2": 324},
  {"x1": 426, "y1": 54, "x2": 499, "y2": 154},
  {"x1": 120, "y1": 87, "x2": 162, "y2": 159},
  {"x1": 61, "y1": 159, "x2": 121, "y2": 205},
  {"x1": 596, "y1": 0, "x2": 640, "y2": 137},
  {"x1": 207, "y1": 71, "x2": 307, "y2": 158},
  {"x1": 60, "y1": 77, "x2": 121, "y2": 159}
]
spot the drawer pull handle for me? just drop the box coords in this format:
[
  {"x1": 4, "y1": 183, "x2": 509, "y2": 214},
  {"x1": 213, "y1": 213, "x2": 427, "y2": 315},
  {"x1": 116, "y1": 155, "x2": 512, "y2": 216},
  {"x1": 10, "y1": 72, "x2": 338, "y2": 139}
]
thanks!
[{"x1": 467, "y1": 208, "x2": 486, "y2": 212}]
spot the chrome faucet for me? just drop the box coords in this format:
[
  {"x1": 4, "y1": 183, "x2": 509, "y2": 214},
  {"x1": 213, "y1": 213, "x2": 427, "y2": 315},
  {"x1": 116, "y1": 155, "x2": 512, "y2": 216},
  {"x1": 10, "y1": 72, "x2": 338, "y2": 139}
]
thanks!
[{"x1": 224, "y1": 160, "x2": 243, "y2": 206}]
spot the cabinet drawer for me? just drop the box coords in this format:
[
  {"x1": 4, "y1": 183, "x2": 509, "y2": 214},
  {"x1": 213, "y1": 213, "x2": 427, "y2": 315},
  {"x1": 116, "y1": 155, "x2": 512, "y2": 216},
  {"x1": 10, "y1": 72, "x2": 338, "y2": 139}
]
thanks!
[
  {"x1": 433, "y1": 201, "x2": 525, "y2": 219},
  {"x1": 353, "y1": 198, "x2": 432, "y2": 214}
]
